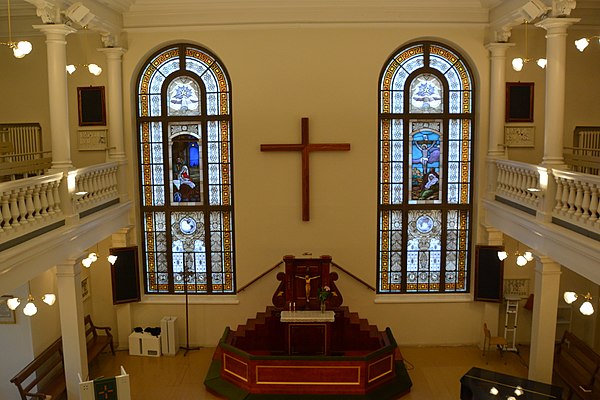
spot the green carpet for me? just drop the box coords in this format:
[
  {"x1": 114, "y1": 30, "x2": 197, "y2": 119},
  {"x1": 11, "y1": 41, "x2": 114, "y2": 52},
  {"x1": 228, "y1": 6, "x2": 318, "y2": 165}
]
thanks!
[{"x1": 204, "y1": 357, "x2": 413, "y2": 400}]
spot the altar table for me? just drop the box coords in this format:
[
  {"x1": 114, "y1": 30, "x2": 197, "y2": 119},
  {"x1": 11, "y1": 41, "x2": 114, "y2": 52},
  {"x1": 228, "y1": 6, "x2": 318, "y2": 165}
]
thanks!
[{"x1": 280, "y1": 310, "x2": 335, "y2": 355}]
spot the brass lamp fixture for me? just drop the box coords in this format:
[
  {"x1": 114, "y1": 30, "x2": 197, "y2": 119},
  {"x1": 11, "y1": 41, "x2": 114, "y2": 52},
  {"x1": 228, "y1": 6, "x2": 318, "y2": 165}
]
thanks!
[
  {"x1": 512, "y1": 20, "x2": 547, "y2": 71},
  {"x1": 82, "y1": 251, "x2": 117, "y2": 268},
  {"x1": 575, "y1": 36, "x2": 600, "y2": 52},
  {"x1": 497, "y1": 249, "x2": 533, "y2": 266},
  {"x1": 1, "y1": 0, "x2": 32, "y2": 58},
  {"x1": 6, "y1": 284, "x2": 56, "y2": 317},
  {"x1": 564, "y1": 291, "x2": 595, "y2": 316},
  {"x1": 66, "y1": 26, "x2": 102, "y2": 76}
]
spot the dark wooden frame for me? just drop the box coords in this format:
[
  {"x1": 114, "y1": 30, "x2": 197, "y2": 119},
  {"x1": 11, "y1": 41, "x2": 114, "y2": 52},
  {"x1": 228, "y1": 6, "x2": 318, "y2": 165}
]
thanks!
[
  {"x1": 474, "y1": 245, "x2": 504, "y2": 303},
  {"x1": 505, "y1": 82, "x2": 534, "y2": 122},
  {"x1": 77, "y1": 86, "x2": 106, "y2": 126},
  {"x1": 109, "y1": 246, "x2": 141, "y2": 304}
]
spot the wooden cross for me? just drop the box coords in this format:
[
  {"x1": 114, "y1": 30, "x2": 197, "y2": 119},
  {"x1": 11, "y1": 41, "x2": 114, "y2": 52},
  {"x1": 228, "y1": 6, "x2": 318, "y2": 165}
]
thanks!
[{"x1": 261, "y1": 117, "x2": 351, "y2": 221}]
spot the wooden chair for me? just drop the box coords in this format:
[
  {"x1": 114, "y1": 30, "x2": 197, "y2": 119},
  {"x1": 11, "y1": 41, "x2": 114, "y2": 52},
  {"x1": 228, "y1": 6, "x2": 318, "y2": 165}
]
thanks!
[{"x1": 482, "y1": 322, "x2": 507, "y2": 363}]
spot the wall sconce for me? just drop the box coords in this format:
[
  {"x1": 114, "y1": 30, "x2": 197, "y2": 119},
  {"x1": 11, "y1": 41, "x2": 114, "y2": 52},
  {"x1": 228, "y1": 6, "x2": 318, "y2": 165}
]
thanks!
[
  {"x1": 575, "y1": 36, "x2": 600, "y2": 52},
  {"x1": 564, "y1": 291, "x2": 595, "y2": 315},
  {"x1": 512, "y1": 20, "x2": 547, "y2": 71},
  {"x1": 82, "y1": 252, "x2": 98, "y2": 268},
  {"x1": 107, "y1": 255, "x2": 118, "y2": 265},
  {"x1": 1, "y1": 0, "x2": 32, "y2": 59},
  {"x1": 6, "y1": 291, "x2": 56, "y2": 317}
]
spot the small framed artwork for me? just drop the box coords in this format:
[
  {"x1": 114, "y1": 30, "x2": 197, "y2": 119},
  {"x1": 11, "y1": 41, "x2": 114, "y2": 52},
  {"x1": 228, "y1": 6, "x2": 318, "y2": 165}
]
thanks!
[
  {"x1": 81, "y1": 277, "x2": 91, "y2": 301},
  {"x1": 506, "y1": 82, "x2": 534, "y2": 122},
  {"x1": 78, "y1": 86, "x2": 106, "y2": 126},
  {"x1": 504, "y1": 126, "x2": 535, "y2": 147},
  {"x1": 0, "y1": 295, "x2": 16, "y2": 324}
]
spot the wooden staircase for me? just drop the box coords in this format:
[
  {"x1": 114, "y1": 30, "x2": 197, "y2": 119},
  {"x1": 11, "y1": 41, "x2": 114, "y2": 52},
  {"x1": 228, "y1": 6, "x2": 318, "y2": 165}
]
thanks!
[{"x1": 229, "y1": 306, "x2": 385, "y2": 356}]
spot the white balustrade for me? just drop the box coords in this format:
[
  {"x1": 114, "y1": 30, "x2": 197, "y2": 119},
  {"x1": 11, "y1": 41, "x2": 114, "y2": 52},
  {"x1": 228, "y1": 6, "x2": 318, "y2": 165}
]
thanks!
[
  {"x1": 494, "y1": 160, "x2": 541, "y2": 210},
  {"x1": 0, "y1": 173, "x2": 64, "y2": 241},
  {"x1": 73, "y1": 162, "x2": 120, "y2": 214},
  {"x1": 552, "y1": 169, "x2": 600, "y2": 234}
]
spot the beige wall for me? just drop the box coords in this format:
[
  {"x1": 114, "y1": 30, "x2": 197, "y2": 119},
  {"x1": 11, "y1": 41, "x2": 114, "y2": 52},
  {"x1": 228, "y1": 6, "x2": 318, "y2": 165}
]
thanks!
[{"x1": 1, "y1": 20, "x2": 599, "y2": 354}]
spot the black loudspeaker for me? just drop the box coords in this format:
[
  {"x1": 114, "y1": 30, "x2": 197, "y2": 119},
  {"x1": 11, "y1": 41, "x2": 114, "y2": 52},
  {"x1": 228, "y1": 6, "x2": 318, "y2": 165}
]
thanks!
[
  {"x1": 110, "y1": 246, "x2": 141, "y2": 304},
  {"x1": 474, "y1": 245, "x2": 504, "y2": 302}
]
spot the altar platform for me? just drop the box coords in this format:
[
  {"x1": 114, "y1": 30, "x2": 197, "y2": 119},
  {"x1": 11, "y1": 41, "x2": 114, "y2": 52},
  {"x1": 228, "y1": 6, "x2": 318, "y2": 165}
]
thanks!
[{"x1": 204, "y1": 255, "x2": 412, "y2": 399}]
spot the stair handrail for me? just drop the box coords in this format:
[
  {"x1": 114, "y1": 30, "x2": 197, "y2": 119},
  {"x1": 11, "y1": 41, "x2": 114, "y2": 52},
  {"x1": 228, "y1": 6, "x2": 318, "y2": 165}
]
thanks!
[
  {"x1": 237, "y1": 260, "x2": 284, "y2": 293},
  {"x1": 331, "y1": 261, "x2": 376, "y2": 292}
]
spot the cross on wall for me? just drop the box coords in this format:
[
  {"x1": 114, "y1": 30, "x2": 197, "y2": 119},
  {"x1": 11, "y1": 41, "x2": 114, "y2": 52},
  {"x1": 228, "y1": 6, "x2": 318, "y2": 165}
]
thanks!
[{"x1": 260, "y1": 117, "x2": 351, "y2": 221}]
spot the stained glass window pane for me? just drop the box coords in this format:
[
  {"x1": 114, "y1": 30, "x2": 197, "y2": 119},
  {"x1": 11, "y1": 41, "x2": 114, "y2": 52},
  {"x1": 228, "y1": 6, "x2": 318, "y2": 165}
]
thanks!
[
  {"x1": 167, "y1": 77, "x2": 201, "y2": 116},
  {"x1": 409, "y1": 74, "x2": 443, "y2": 113},
  {"x1": 409, "y1": 121, "x2": 442, "y2": 205},
  {"x1": 377, "y1": 41, "x2": 473, "y2": 294},
  {"x1": 138, "y1": 44, "x2": 235, "y2": 295}
]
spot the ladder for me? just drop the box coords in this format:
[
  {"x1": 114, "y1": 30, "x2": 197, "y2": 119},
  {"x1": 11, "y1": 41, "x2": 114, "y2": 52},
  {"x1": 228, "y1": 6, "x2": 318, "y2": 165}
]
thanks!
[{"x1": 504, "y1": 295, "x2": 520, "y2": 352}]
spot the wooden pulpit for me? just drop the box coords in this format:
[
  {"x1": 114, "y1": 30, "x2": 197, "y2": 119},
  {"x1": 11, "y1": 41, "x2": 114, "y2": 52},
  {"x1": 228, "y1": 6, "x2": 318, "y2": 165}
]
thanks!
[{"x1": 271, "y1": 254, "x2": 342, "y2": 311}]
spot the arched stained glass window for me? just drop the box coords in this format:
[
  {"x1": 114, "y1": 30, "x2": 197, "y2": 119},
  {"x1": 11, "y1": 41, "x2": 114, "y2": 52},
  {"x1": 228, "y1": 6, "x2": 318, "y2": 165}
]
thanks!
[
  {"x1": 136, "y1": 44, "x2": 235, "y2": 294},
  {"x1": 378, "y1": 41, "x2": 474, "y2": 294}
]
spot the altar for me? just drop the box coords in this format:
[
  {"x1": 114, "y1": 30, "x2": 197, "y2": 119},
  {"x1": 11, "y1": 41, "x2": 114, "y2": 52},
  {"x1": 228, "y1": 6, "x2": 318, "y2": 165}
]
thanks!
[
  {"x1": 204, "y1": 255, "x2": 413, "y2": 398},
  {"x1": 280, "y1": 310, "x2": 335, "y2": 355}
]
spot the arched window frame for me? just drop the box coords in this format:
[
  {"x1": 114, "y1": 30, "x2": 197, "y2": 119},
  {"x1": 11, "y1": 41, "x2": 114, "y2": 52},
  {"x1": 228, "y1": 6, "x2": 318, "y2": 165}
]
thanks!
[
  {"x1": 377, "y1": 41, "x2": 475, "y2": 294},
  {"x1": 136, "y1": 43, "x2": 235, "y2": 295}
]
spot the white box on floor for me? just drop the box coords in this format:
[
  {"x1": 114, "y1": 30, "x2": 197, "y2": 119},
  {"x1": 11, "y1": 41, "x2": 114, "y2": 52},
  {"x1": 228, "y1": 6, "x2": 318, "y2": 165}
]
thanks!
[
  {"x1": 128, "y1": 332, "x2": 161, "y2": 357},
  {"x1": 160, "y1": 316, "x2": 178, "y2": 356}
]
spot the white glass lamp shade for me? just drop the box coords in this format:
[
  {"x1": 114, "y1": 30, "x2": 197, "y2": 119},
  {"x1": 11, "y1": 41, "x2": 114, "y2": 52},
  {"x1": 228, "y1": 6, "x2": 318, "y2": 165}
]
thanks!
[
  {"x1": 12, "y1": 41, "x2": 32, "y2": 58},
  {"x1": 6, "y1": 297, "x2": 20, "y2": 310},
  {"x1": 497, "y1": 251, "x2": 508, "y2": 261},
  {"x1": 516, "y1": 255, "x2": 528, "y2": 266},
  {"x1": 512, "y1": 58, "x2": 524, "y2": 72},
  {"x1": 107, "y1": 255, "x2": 118, "y2": 265},
  {"x1": 89, "y1": 252, "x2": 98, "y2": 262},
  {"x1": 66, "y1": 64, "x2": 77, "y2": 74},
  {"x1": 575, "y1": 38, "x2": 590, "y2": 52},
  {"x1": 580, "y1": 301, "x2": 594, "y2": 316},
  {"x1": 23, "y1": 301, "x2": 37, "y2": 316},
  {"x1": 489, "y1": 387, "x2": 499, "y2": 395},
  {"x1": 42, "y1": 294, "x2": 56, "y2": 306},
  {"x1": 82, "y1": 256, "x2": 93, "y2": 268},
  {"x1": 523, "y1": 251, "x2": 534, "y2": 262},
  {"x1": 88, "y1": 64, "x2": 102, "y2": 76},
  {"x1": 563, "y1": 291, "x2": 578, "y2": 304},
  {"x1": 536, "y1": 58, "x2": 547, "y2": 69},
  {"x1": 514, "y1": 386, "x2": 524, "y2": 396}
]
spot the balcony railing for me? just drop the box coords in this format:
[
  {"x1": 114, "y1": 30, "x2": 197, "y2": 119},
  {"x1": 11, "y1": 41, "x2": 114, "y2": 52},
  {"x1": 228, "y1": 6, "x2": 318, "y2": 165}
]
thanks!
[
  {"x1": 0, "y1": 162, "x2": 122, "y2": 251},
  {"x1": 494, "y1": 159, "x2": 600, "y2": 240}
]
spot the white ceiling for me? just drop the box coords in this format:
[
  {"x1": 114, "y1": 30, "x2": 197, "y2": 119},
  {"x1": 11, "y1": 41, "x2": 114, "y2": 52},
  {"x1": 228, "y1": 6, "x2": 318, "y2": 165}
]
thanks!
[{"x1": 1, "y1": 0, "x2": 598, "y2": 39}]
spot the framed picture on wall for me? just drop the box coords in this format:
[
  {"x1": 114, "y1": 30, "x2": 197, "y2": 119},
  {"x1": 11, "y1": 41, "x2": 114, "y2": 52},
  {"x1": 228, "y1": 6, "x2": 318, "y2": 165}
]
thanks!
[
  {"x1": 506, "y1": 82, "x2": 534, "y2": 122},
  {"x1": 77, "y1": 86, "x2": 106, "y2": 126},
  {"x1": 0, "y1": 295, "x2": 16, "y2": 324}
]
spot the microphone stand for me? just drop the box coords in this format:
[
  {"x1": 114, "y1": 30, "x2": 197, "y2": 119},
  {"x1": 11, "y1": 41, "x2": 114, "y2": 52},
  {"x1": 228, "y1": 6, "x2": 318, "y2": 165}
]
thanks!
[{"x1": 180, "y1": 264, "x2": 200, "y2": 356}]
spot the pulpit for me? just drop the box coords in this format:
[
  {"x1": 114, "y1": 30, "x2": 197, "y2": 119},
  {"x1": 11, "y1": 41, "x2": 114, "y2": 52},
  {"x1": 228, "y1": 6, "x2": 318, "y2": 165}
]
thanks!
[{"x1": 205, "y1": 255, "x2": 413, "y2": 399}]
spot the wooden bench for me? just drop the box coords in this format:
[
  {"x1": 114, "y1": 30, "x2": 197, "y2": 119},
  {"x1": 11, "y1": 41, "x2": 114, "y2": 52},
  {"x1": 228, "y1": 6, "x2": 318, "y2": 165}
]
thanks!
[
  {"x1": 554, "y1": 331, "x2": 600, "y2": 400},
  {"x1": 10, "y1": 315, "x2": 114, "y2": 400},
  {"x1": 85, "y1": 314, "x2": 115, "y2": 362},
  {"x1": 10, "y1": 338, "x2": 66, "y2": 400}
]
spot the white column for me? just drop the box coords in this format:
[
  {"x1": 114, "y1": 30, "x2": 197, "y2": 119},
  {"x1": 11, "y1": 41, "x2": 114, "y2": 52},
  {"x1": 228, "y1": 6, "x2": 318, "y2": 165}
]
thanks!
[
  {"x1": 98, "y1": 47, "x2": 127, "y2": 161},
  {"x1": 485, "y1": 42, "x2": 514, "y2": 199},
  {"x1": 33, "y1": 24, "x2": 77, "y2": 170},
  {"x1": 535, "y1": 18, "x2": 580, "y2": 167},
  {"x1": 98, "y1": 47, "x2": 129, "y2": 202},
  {"x1": 529, "y1": 256, "x2": 561, "y2": 383},
  {"x1": 56, "y1": 260, "x2": 88, "y2": 400}
]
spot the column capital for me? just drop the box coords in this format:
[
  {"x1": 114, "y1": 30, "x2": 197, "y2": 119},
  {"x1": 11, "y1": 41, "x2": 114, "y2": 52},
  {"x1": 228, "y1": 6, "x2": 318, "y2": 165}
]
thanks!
[
  {"x1": 534, "y1": 256, "x2": 562, "y2": 274},
  {"x1": 535, "y1": 17, "x2": 580, "y2": 34},
  {"x1": 485, "y1": 42, "x2": 515, "y2": 56},
  {"x1": 98, "y1": 47, "x2": 128, "y2": 60},
  {"x1": 33, "y1": 24, "x2": 77, "y2": 38}
]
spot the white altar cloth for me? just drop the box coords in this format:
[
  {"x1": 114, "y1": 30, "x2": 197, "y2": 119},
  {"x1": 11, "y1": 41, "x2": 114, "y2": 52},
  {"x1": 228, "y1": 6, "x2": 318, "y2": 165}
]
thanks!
[{"x1": 280, "y1": 310, "x2": 335, "y2": 322}]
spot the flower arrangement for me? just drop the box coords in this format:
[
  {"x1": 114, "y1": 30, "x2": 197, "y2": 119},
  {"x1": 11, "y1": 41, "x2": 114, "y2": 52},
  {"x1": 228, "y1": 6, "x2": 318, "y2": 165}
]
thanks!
[{"x1": 318, "y1": 286, "x2": 332, "y2": 303}]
